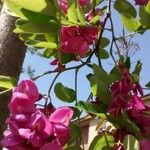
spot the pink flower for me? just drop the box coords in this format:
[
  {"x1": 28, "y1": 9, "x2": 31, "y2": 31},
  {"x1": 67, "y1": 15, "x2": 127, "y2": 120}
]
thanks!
[
  {"x1": 126, "y1": 95, "x2": 145, "y2": 112},
  {"x1": 135, "y1": 0, "x2": 149, "y2": 5},
  {"x1": 60, "y1": 26, "x2": 98, "y2": 56},
  {"x1": 140, "y1": 139, "x2": 150, "y2": 150},
  {"x1": 58, "y1": 0, "x2": 90, "y2": 13},
  {"x1": 49, "y1": 107, "x2": 73, "y2": 145},
  {"x1": 9, "y1": 92, "x2": 36, "y2": 114},
  {"x1": 79, "y1": 0, "x2": 90, "y2": 6},
  {"x1": 13, "y1": 79, "x2": 39, "y2": 102},
  {"x1": 1, "y1": 79, "x2": 73, "y2": 150},
  {"x1": 40, "y1": 142, "x2": 63, "y2": 150}
]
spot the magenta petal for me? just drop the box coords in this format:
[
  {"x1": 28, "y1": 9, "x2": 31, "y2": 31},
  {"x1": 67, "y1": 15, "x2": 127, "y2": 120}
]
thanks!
[
  {"x1": 30, "y1": 110, "x2": 53, "y2": 137},
  {"x1": 49, "y1": 107, "x2": 73, "y2": 126},
  {"x1": 140, "y1": 139, "x2": 150, "y2": 150},
  {"x1": 79, "y1": 0, "x2": 90, "y2": 6},
  {"x1": 6, "y1": 119, "x2": 19, "y2": 134},
  {"x1": 11, "y1": 114, "x2": 31, "y2": 123},
  {"x1": 9, "y1": 146, "x2": 26, "y2": 150},
  {"x1": 14, "y1": 79, "x2": 39, "y2": 102},
  {"x1": 9, "y1": 92, "x2": 36, "y2": 114},
  {"x1": 54, "y1": 124, "x2": 70, "y2": 146},
  {"x1": 40, "y1": 142, "x2": 63, "y2": 150},
  {"x1": 29, "y1": 131, "x2": 44, "y2": 147},
  {"x1": 18, "y1": 128, "x2": 31, "y2": 139},
  {"x1": 126, "y1": 95, "x2": 145, "y2": 112},
  {"x1": 1, "y1": 134, "x2": 25, "y2": 147}
]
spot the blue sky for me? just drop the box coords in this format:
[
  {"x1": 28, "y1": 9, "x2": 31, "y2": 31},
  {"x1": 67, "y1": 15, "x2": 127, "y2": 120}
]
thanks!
[{"x1": 20, "y1": 2, "x2": 150, "y2": 108}]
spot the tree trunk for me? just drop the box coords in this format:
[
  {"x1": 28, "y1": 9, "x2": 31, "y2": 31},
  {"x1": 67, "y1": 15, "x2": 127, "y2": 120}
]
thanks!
[{"x1": 0, "y1": 5, "x2": 26, "y2": 141}]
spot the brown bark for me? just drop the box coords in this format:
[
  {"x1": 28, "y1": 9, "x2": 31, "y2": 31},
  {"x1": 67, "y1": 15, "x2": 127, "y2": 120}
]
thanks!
[{"x1": 0, "y1": 5, "x2": 26, "y2": 141}]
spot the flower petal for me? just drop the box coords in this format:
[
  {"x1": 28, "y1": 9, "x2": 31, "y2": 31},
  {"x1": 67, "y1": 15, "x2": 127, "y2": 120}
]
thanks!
[{"x1": 49, "y1": 107, "x2": 73, "y2": 126}]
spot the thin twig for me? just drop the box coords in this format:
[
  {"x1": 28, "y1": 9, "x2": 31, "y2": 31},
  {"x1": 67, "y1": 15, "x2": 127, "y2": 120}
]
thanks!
[
  {"x1": 109, "y1": 16, "x2": 121, "y2": 57},
  {"x1": 94, "y1": 0, "x2": 112, "y2": 66},
  {"x1": 47, "y1": 72, "x2": 61, "y2": 102}
]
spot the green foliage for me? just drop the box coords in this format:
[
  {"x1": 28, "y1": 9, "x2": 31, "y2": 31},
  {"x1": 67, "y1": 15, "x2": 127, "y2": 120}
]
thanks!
[
  {"x1": 98, "y1": 37, "x2": 110, "y2": 59},
  {"x1": 5, "y1": 0, "x2": 59, "y2": 54},
  {"x1": 139, "y1": 5, "x2": 150, "y2": 29},
  {"x1": 93, "y1": 64, "x2": 112, "y2": 105},
  {"x1": 77, "y1": 101, "x2": 107, "y2": 114},
  {"x1": 86, "y1": 74, "x2": 97, "y2": 96},
  {"x1": 145, "y1": 81, "x2": 150, "y2": 88},
  {"x1": 69, "y1": 107, "x2": 81, "y2": 119},
  {"x1": 121, "y1": 13, "x2": 140, "y2": 32},
  {"x1": 54, "y1": 83, "x2": 76, "y2": 103},
  {"x1": 5, "y1": 0, "x2": 56, "y2": 18},
  {"x1": 67, "y1": 0, "x2": 86, "y2": 25},
  {"x1": 91, "y1": 0, "x2": 104, "y2": 7},
  {"x1": 123, "y1": 135, "x2": 139, "y2": 150},
  {"x1": 89, "y1": 132, "x2": 115, "y2": 150},
  {"x1": 68, "y1": 123, "x2": 81, "y2": 144},
  {"x1": 114, "y1": 0, "x2": 137, "y2": 18},
  {"x1": 107, "y1": 113, "x2": 140, "y2": 136},
  {"x1": 68, "y1": 0, "x2": 78, "y2": 23},
  {"x1": 64, "y1": 145, "x2": 82, "y2": 150},
  {"x1": 132, "y1": 61, "x2": 142, "y2": 81},
  {"x1": 0, "y1": 76, "x2": 17, "y2": 90}
]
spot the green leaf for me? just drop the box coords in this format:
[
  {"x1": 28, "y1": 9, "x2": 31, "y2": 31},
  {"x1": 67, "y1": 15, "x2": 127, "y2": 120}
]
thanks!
[
  {"x1": 89, "y1": 133, "x2": 115, "y2": 150},
  {"x1": 121, "y1": 13, "x2": 139, "y2": 32},
  {"x1": 93, "y1": 64, "x2": 108, "y2": 81},
  {"x1": 86, "y1": 74, "x2": 97, "y2": 96},
  {"x1": 90, "y1": 15, "x2": 100, "y2": 24},
  {"x1": 139, "y1": 6, "x2": 150, "y2": 28},
  {"x1": 100, "y1": 37, "x2": 110, "y2": 48},
  {"x1": 26, "y1": 40, "x2": 57, "y2": 49},
  {"x1": 123, "y1": 135, "x2": 139, "y2": 150},
  {"x1": 107, "y1": 113, "x2": 140, "y2": 135},
  {"x1": 0, "y1": 76, "x2": 17, "y2": 89},
  {"x1": 68, "y1": 0, "x2": 78, "y2": 23},
  {"x1": 92, "y1": 0, "x2": 104, "y2": 7},
  {"x1": 15, "y1": 19, "x2": 59, "y2": 34},
  {"x1": 45, "y1": 33, "x2": 58, "y2": 44},
  {"x1": 43, "y1": 48, "x2": 56, "y2": 58},
  {"x1": 99, "y1": 49, "x2": 110, "y2": 59},
  {"x1": 77, "y1": 101, "x2": 107, "y2": 114},
  {"x1": 65, "y1": 145, "x2": 82, "y2": 150},
  {"x1": 68, "y1": 123, "x2": 81, "y2": 144},
  {"x1": 69, "y1": 107, "x2": 81, "y2": 119},
  {"x1": 145, "y1": 2, "x2": 150, "y2": 15},
  {"x1": 54, "y1": 83, "x2": 76, "y2": 103},
  {"x1": 132, "y1": 61, "x2": 142, "y2": 81},
  {"x1": 114, "y1": 0, "x2": 137, "y2": 18},
  {"x1": 145, "y1": 81, "x2": 150, "y2": 88},
  {"x1": 20, "y1": 8, "x2": 57, "y2": 23},
  {"x1": 18, "y1": 33, "x2": 35, "y2": 41},
  {"x1": 76, "y1": 2, "x2": 86, "y2": 24},
  {"x1": 59, "y1": 53, "x2": 75, "y2": 64},
  {"x1": 125, "y1": 57, "x2": 131, "y2": 69},
  {"x1": 5, "y1": 0, "x2": 56, "y2": 18},
  {"x1": 93, "y1": 64, "x2": 112, "y2": 104}
]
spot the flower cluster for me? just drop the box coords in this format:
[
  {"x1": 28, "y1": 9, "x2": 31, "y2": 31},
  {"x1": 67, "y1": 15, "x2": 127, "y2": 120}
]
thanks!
[
  {"x1": 1, "y1": 80, "x2": 73, "y2": 150},
  {"x1": 108, "y1": 64, "x2": 150, "y2": 149},
  {"x1": 135, "y1": 0, "x2": 149, "y2": 5},
  {"x1": 60, "y1": 26, "x2": 98, "y2": 56}
]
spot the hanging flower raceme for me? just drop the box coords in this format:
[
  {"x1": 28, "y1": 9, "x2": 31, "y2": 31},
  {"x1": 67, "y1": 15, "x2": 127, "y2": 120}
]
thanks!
[
  {"x1": 1, "y1": 79, "x2": 73, "y2": 150},
  {"x1": 135, "y1": 0, "x2": 149, "y2": 5},
  {"x1": 60, "y1": 26, "x2": 98, "y2": 56},
  {"x1": 107, "y1": 64, "x2": 150, "y2": 149}
]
